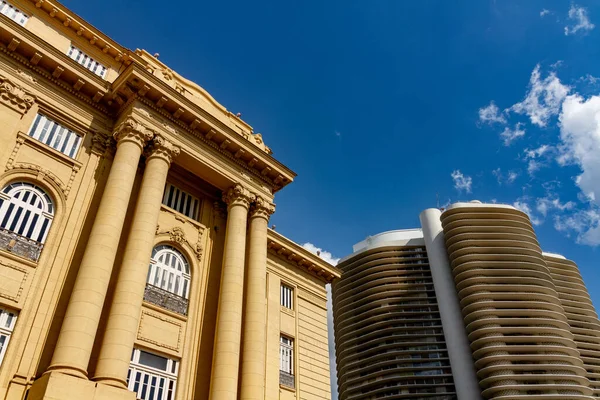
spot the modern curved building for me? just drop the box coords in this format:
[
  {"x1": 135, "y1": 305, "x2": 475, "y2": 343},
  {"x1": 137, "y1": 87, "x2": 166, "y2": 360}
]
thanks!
[{"x1": 333, "y1": 201, "x2": 600, "y2": 400}]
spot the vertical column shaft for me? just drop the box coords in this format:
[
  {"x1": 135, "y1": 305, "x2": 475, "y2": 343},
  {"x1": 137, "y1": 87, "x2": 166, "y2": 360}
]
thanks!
[
  {"x1": 209, "y1": 184, "x2": 252, "y2": 400},
  {"x1": 240, "y1": 197, "x2": 275, "y2": 400},
  {"x1": 93, "y1": 136, "x2": 179, "y2": 387},
  {"x1": 419, "y1": 208, "x2": 482, "y2": 400},
  {"x1": 48, "y1": 118, "x2": 153, "y2": 378}
]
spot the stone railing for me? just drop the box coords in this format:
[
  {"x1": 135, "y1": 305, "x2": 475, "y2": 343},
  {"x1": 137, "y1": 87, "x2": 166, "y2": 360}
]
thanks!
[
  {"x1": 143, "y1": 284, "x2": 189, "y2": 316},
  {"x1": 0, "y1": 228, "x2": 43, "y2": 261},
  {"x1": 279, "y1": 371, "x2": 295, "y2": 389}
]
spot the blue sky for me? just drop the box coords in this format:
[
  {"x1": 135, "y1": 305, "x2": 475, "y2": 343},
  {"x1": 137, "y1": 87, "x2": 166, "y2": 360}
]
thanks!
[{"x1": 63, "y1": 1, "x2": 600, "y2": 398}]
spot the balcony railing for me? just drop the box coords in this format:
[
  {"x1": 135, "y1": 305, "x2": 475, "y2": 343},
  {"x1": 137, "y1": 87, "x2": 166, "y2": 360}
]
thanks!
[
  {"x1": 279, "y1": 371, "x2": 295, "y2": 389},
  {"x1": 144, "y1": 284, "x2": 189, "y2": 316},
  {"x1": 0, "y1": 228, "x2": 43, "y2": 261}
]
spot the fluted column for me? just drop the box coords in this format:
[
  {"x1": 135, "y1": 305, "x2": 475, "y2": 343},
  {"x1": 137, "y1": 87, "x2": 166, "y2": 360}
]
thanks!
[
  {"x1": 93, "y1": 135, "x2": 179, "y2": 387},
  {"x1": 240, "y1": 196, "x2": 275, "y2": 400},
  {"x1": 48, "y1": 118, "x2": 154, "y2": 378},
  {"x1": 209, "y1": 184, "x2": 252, "y2": 400}
]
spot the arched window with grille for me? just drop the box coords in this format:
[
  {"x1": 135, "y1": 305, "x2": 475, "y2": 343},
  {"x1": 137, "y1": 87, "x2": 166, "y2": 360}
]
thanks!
[
  {"x1": 0, "y1": 182, "x2": 54, "y2": 261},
  {"x1": 145, "y1": 245, "x2": 190, "y2": 315}
]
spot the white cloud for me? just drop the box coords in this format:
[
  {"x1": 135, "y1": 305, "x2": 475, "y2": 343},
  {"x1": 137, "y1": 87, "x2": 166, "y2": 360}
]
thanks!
[
  {"x1": 500, "y1": 122, "x2": 526, "y2": 145},
  {"x1": 451, "y1": 170, "x2": 472, "y2": 193},
  {"x1": 479, "y1": 101, "x2": 507, "y2": 124},
  {"x1": 513, "y1": 199, "x2": 543, "y2": 225},
  {"x1": 554, "y1": 208, "x2": 600, "y2": 245},
  {"x1": 565, "y1": 4, "x2": 595, "y2": 36},
  {"x1": 510, "y1": 64, "x2": 570, "y2": 127},
  {"x1": 559, "y1": 94, "x2": 600, "y2": 202},
  {"x1": 492, "y1": 168, "x2": 519, "y2": 185},
  {"x1": 540, "y1": 9, "x2": 551, "y2": 17},
  {"x1": 302, "y1": 242, "x2": 340, "y2": 265},
  {"x1": 524, "y1": 145, "x2": 553, "y2": 176},
  {"x1": 536, "y1": 196, "x2": 575, "y2": 217}
]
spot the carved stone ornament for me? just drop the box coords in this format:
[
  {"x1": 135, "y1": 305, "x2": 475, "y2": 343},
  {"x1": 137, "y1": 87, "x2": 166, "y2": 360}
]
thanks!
[
  {"x1": 157, "y1": 226, "x2": 205, "y2": 261},
  {"x1": 112, "y1": 117, "x2": 155, "y2": 149},
  {"x1": 250, "y1": 133, "x2": 273, "y2": 155},
  {"x1": 145, "y1": 135, "x2": 180, "y2": 164},
  {"x1": 91, "y1": 131, "x2": 113, "y2": 156},
  {"x1": 0, "y1": 75, "x2": 35, "y2": 114},
  {"x1": 222, "y1": 183, "x2": 252, "y2": 210},
  {"x1": 251, "y1": 196, "x2": 275, "y2": 220}
]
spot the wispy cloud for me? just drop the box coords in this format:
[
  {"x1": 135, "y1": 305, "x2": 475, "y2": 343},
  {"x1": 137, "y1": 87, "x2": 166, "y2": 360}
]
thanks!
[
  {"x1": 510, "y1": 64, "x2": 570, "y2": 127},
  {"x1": 565, "y1": 4, "x2": 595, "y2": 36},
  {"x1": 479, "y1": 101, "x2": 507, "y2": 124},
  {"x1": 451, "y1": 170, "x2": 472, "y2": 193},
  {"x1": 540, "y1": 9, "x2": 551, "y2": 17},
  {"x1": 536, "y1": 196, "x2": 575, "y2": 217},
  {"x1": 492, "y1": 168, "x2": 519, "y2": 185},
  {"x1": 500, "y1": 122, "x2": 526, "y2": 145},
  {"x1": 524, "y1": 145, "x2": 553, "y2": 176}
]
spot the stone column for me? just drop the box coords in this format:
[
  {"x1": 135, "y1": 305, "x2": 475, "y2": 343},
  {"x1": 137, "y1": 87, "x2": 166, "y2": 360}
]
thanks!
[
  {"x1": 48, "y1": 118, "x2": 154, "y2": 378},
  {"x1": 240, "y1": 196, "x2": 275, "y2": 400},
  {"x1": 93, "y1": 136, "x2": 179, "y2": 387},
  {"x1": 209, "y1": 184, "x2": 252, "y2": 400},
  {"x1": 419, "y1": 208, "x2": 482, "y2": 400}
]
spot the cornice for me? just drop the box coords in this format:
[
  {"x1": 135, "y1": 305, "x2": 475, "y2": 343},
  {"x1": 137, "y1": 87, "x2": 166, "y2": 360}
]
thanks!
[
  {"x1": 26, "y1": 0, "x2": 133, "y2": 64},
  {"x1": 0, "y1": 16, "x2": 110, "y2": 113},
  {"x1": 267, "y1": 229, "x2": 341, "y2": 283},
  {"x1": 111, "y1": 64, "x2": 295, "y2": 192}
]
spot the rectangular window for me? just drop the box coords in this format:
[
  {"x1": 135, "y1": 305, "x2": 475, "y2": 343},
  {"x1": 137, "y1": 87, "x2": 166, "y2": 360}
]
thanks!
[
  {"x1": 67, "y1": 45, "x2": 107, "y2": 78},
  {"x1": 162, "y1": 183, "x2": 200, "y2": 220},
  {"x1": 280, "y1": 336, "x2": 294, "y2": 374},
  {"x1": 28, "y1": 114, "x2": 82, "y2": 159},
  {"x1": 280, "y1": 284, "x2": 294, "y2": 309},
  {"x1": 127, "y1": 348, "x2": 178, "y2": 400},
  {"x1": 0, "y1": 307, "x2": 17, "y2": 367},
  {"x1": 0, "y1": 1, "x2": 28, "y2": 26}
]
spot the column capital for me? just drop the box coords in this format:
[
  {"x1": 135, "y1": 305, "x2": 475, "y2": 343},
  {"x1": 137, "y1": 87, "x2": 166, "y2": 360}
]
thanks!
[
  {"x1": 250, "y1": 196, "x2": 275, "y2": 220},
  {"x1": 145, "y1": 135, "x2": 180, "y2": 165},
  {"x1": 113, "y1": 117, "x2": 154, "y2": 150},
  {"x1": 223, "y1": 183, "x2": 252, "y2": 210}
]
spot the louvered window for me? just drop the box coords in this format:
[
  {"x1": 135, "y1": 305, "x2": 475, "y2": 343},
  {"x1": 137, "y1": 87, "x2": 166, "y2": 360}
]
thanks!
[
  {"x1": 127, "y1": 348, "x2": 178, "y2": 400},
  {"x1": 28, "y1": 114, "x2": 82, "y2": 159},
  {"x1": 0, "y1": 182, "x2": 53, "y2": 243},
  {"x1": 0, "y1": 308, "x2": 17, "y2": 367},
  {"x1": 0, "y1": 1, "x2": 28, "y2": 26},
  {"x1": 280, "y1": 336, "x2": 294, "y2": 374},
  {"x1": 67, "y1": 45, "x2": 107, "y2": 78},
  {"x1": 280, "y1": 284, "x2": 294, "y2": 309},
  {"x1": 162, "y1": 183, "x2": 200, "y2": 220},
  {"x1": 147, "y1": 245, "x2": 190, "y2": 299}
]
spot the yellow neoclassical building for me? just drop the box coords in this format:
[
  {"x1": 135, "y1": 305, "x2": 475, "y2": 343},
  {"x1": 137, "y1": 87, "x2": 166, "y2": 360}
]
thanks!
[{"x1": 0, "y1": 1, "x2": 340, "y2": 400}]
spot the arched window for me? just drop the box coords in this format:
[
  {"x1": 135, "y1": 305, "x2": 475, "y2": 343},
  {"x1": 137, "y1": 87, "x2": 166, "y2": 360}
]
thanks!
[
  {"x1": 0, "y1": 182, "x2": 54, "y2": 243},
  {"x1": 147, "y1": 245, "x2": 190, "y2": 299}
]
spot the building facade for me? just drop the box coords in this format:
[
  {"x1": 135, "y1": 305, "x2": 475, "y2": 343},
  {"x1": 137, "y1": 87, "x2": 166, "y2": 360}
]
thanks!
[
  {"x1": 0, "y1": 1, "x2": 340, "y2": 400},
  {"x1": 333, "y1": 201, "x2": 600, "y2": 400}
]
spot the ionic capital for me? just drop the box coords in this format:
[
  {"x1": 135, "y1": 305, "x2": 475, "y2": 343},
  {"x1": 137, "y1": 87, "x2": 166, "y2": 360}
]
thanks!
[
  {"x1": 250, "y1": 196, "x2": 275, "y2": 220},
  {"x1": 145, "y1": 135, "x2": 180, "y2": 165},
  {"x1": 113, "y1": 117, "x2": 154, "y2": 150},
  {"x1": 222, "y1": 183, "x2": 252, "y2": 210}
]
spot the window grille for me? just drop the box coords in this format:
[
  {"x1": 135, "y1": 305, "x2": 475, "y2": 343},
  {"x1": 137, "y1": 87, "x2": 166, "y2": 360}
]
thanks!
[
  {"x1": 280, "y1": 336, "x2": 294, "y2": 374},
  {"x1": 67, "y1": 45, "x2": 107, "y2": 78},
  {"x1": 28, "y1": 114, "x2": 82, "y2": 159},
  {"x1": 280, "y1": 284, "x2": 294, "y2": 309},
  {"x1": 0, "y1": 1, "x2": 27, "y2": 26},
  {"x1": 127, "y1": 348, "x2": 178, "y2": 400},
  {"x1": 0, "y1": 308, "x2": 17, "y2": 367},
  {"x1": 162, "y1": 183, "x2": 200, "y2": 220}
]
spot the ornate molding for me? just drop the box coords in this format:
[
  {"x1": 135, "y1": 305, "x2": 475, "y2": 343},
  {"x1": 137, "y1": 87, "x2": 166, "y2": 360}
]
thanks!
[
  {"x1": 157, "y1": 226, "x2": 205, "y2": 261},
  {"x1": 6, "y1": 162, "x2": 67, "y2": 195},
  {"x1": 0, "y1": 256, "x2": 29, "y2": 302},
  {"x1": 5, "y1": 136, "x2": 25, "y2": 170},
  {"x1": 0, "y1": 75, "x2": 35, "y2": 114},
  {"x1": 250, "y1": 196, "x2": 275, "y2": 220},
  {"x1": 113, "y1": 116, "x2": 154, "y2": 150},
  {"x1": 137, "y1": 309, "x2": 183, "y2": 351},
  {"x1": 145, "y1": 135, "x2": 180, "y2": 165},
  {"x1": 222, "y1": 183, "x2": 252, "y2": 210},
  {"x1": 91, "y1": 131, "x2": 114, "y2": 157}
]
